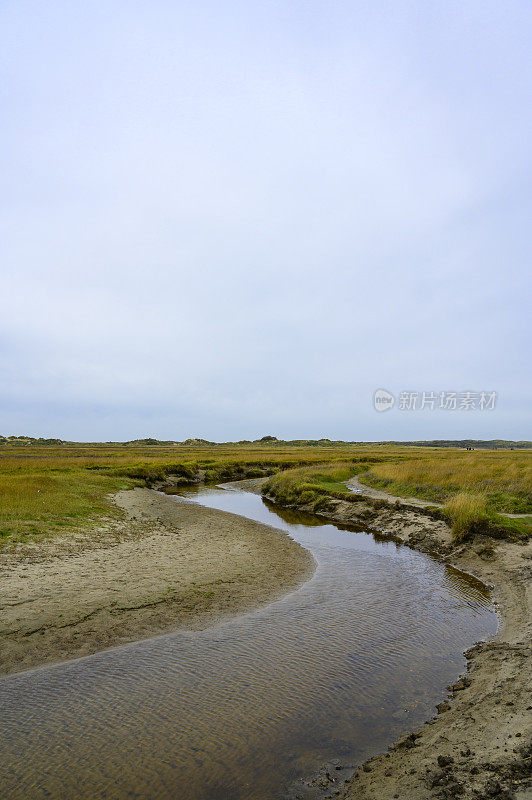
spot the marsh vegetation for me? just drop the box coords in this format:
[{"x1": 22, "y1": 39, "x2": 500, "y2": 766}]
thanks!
[{"x1": 0, "y1": 442, "x2": 530, "y2": 545}]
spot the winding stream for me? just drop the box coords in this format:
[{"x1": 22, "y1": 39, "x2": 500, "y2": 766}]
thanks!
[{"x1": 0, "y1": 486, "x2": 497, "y2": 800}]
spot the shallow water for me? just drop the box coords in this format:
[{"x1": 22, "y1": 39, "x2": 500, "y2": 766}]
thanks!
[{"x1": 0, "y1": 487, "x2": 497, "y2": 800}]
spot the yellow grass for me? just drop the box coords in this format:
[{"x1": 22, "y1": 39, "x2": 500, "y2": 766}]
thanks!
[
  {"x1": 0, "y1": 444, "x2": 355, "y2": 543},
  {"x1": 1, "y1": 443, "x2": 530, "y2": 544},
  {"x1": 443, "y1": 492, "x2": 489, "y2": 540},
  {"x1": 364, "y1": 451, "x2": 532, "y2": 512}
]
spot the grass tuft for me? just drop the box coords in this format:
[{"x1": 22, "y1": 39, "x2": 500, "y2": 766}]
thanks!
[{"x1": 443, "y1": 492, "x2": 489, "y2": 541}]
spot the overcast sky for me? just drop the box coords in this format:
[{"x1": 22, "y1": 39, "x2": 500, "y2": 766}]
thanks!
[{"x1": 1, "y1": 1, "x2": 531, "y2": 441}]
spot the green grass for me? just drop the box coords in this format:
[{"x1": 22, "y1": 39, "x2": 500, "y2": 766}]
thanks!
[
  {"x1": 443, "y1": 492, "x2": 532, "y2": 542},
  {"x1": 0, "y1": 469, "x2": 141, "y2": 543},
  {"x1": 0, "y1": 446, "x2": 362, "y2": 546},
  {"x1": 361, "y1": 452, "x2": 532, "y2": 513},
  {"x1": 488, "y1": 513, "x2": 532, "y2": 541},
  {"x1": 263, "y1": 462, "x2": 371, "y2": 510},
  {"x1": 1, "y1": 443, "x2": 530, "y2": 546},
  {"x1": 264, "y1": 463, "x2": 532, "y2": 543}
]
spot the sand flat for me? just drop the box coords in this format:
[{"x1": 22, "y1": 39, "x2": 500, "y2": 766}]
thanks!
[{"x1": 0, "y1": 488, "x2": 314, "y2": 676}]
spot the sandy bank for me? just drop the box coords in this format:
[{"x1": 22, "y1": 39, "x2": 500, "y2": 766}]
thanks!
[
  {"x1": 341, "y1": 536, "x2": 531, "y2": 800},
  {"x1": 0, "y1": 487, "x2": 314, "y2": 676},
  {"x1": 264, "y1": 491, "x2": 531, "y2": 799},
  {"x1": 216, "y1": 476, "x2": 268, "y2": 493}
]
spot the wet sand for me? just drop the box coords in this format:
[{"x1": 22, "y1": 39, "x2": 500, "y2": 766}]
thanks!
[
  {"x1": 0, "y1": 487, "x2": 314, "y2": 676},
  {"x1": 1, "y1": 481, "x2": 529, "y2": 798},
  {"x1": 269, "y1": 491, "x2": 532, "y2": 799},
  {"x1": 342, "y1": 536, "x2": 531, "y2": 800},
  {"x1": 0, "y1": 486, "x2": 497, "y2": 800}
]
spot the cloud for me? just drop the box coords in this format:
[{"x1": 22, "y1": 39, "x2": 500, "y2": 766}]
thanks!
[{"x1": 1, "y1": 0, "x2": 530, "y2": 439}]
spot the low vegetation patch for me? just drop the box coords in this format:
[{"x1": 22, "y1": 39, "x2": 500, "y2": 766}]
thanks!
[
  {"x1": 0, "y1": 445, "x2": 358, "y2": 546},
  {"x1": 362, "y1": 452, "x2": 532, "y2": 513},
  {"x1": 0, "y1": 469, "x2": 140, "y2": 543},
  {"x1": 443, "y1": 491, "x2": 531, "y2": 542},
  {"x1": 443, "y1": 492, "x2": 490, "y2": 540},
  {"x1": 1, "y1": 442, "x2": 529, "y2": 546},
  {"x1": 263, "y1": 462, "x2": 375, "y2": 513}
]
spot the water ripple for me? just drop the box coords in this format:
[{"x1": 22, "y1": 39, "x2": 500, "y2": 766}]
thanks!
[{"x1": 0, "y1": 488, "x2": 497, "y2": 800}]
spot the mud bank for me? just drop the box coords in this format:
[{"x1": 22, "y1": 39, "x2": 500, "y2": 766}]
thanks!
[
  {"x1": 0, "y1": 488, "x2": 314, "y2": 676},
  {"x1": 262, "y1": 491, "x2": 531, "y2": 800}
]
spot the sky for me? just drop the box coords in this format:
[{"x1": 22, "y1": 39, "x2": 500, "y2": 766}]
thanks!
[{"x1": 1, "y1": 0, "x2": 531, "y2": 442}]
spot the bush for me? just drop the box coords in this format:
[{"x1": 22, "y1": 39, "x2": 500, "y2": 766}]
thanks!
[{"x1": 444, "y1": 492, "x2": 489, "y2": 540}]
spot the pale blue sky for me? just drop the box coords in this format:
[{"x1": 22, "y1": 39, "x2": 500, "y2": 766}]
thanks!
[{"x1": 1, "y1": 1, "x2": 531, "y2": 441}]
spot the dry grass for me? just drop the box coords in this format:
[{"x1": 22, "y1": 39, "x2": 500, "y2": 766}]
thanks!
[
  {"x1": 1, "y1": 443, "x2": 530, "y2": 545},
  {"x1": 363, "y1": 451, "x2": 532, "y2": 512},
  {"x1": 443, "y1": 492, "x2": 489, "y2": 540},
  {"x1": 0, "y1": 444, "x2": 358, "y2": 544}
]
